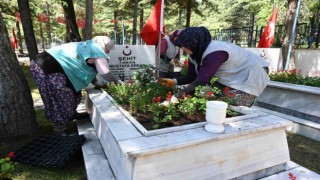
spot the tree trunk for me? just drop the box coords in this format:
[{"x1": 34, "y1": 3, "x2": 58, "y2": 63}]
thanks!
[
  {"x1": 84, "y1": 0, "x2": 93, "y2": 40},
  {"x1": 46, "y1": 1, "x2": 52, "y2": 44},
  {"x1": 40, "y1": 22, "x2": 45, "y2": 50},
  {"x1": 185, "y1": 0, "x2": 192, "y2": 28},
  {"x1": 17, "y1": 0, "x2": 39, "y2": 60},
  {"x1": 0, "y1": 13, "x2": 38, "y2": 142},
  {"x1": 132, "y1": 0, "x2": 139, "y2": 45},
  {"x1": 16, "y1": 21, "x2": 24, "y2": 55},
  {"x1": 179, "y1": 7, "x2": 182, "y2": 29},
  {"x1": 282, "y1": 0, "x2": 298, "y2": 70},
  {"x1": 139, "y1": 8, "x2": 144, "y2": 45},
  {"x1": 114, "y1": 11, "x2": 118, "y2": 44},
  {"x1": 62, "y1": 0, "x2": 82, "y2": 42},
  {"x1": 248, "y1": 14, "x2": 255, "y2": 47}
]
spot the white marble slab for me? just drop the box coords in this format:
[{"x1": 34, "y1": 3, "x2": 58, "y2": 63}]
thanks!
[
  {"x1": 260, "y1": 162, "x2": 320, "y2": 180},
  {"x1": 255, "y1": 81, "x2": 320, "y2": 119},
  {"x1": 86, "y1": 88, "x2": 143, "y2": 140},
  {"x1": 101, "y1": 90, "x2": 269, "y2": 136},
  {"x1": 119, "y1": 115, "x2": 291, "y2": 157},
  {"x1": 131, "y1": 128, "x2": 290, "y2": 180},
  {"x1": 76, "y1": 119, "x2": 115, "y2": 180},
  {"x1": 269, "y1": 81, "x2": 320, "y2": 95}
]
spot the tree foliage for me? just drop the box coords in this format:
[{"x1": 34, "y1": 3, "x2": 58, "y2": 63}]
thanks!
[{"x1": 0, "y1": 0, "x2": 319, "y2": 44}]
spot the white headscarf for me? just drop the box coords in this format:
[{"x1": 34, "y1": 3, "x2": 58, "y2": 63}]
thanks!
[{"x1": 92, "y1": 36, "x2": 115, "y2": 52}]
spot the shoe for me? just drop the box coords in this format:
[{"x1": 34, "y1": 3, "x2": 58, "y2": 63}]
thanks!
[{"x1": 69, "y1": 112, "x2": 89, "y2": 121}]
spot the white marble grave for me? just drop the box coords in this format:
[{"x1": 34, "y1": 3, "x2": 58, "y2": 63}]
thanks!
[
  {"x1": 85, "y1": 87, "x2": 292, "y2": 180},
  {"x1": 255, "y1": 81, "x2": 320, "y2": 123}
]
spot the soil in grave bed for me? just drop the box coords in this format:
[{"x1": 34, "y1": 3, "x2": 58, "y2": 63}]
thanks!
[{"x1": 121, "y1": 105, "x2": 243, "y2": 130}]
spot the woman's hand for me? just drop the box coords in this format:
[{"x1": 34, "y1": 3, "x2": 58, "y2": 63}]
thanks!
[{"x1": 158, "y1": 78, "x2": 175, "y2": 87}]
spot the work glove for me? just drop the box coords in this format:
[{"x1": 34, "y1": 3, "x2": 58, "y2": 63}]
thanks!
[
  {"x1": 92, "y1": 77, "x2": 105, "y2": 88},
  {"x1": 158, "y1": 78, "x2": 175, "y2": 88},
  {"x1": 160, "y1": 96, "x2": 179, "y2": 106},
  {"x1": 101, "y1": 73, "x2": 123, "y2": 84}
]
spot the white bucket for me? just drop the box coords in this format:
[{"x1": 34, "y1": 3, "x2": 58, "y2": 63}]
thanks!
[{"x1": 205, "y1": 101, "x2": 228, "y2": 133}]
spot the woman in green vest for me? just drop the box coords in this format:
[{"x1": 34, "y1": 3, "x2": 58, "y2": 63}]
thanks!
[{"x1": 30, "y1": 36, "x2": 120, "y2": 135}]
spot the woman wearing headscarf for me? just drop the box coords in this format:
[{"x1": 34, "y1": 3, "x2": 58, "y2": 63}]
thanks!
[
  {"x1": 159, "y1": 27, "x2": 270, "y2": 107},
  {"x1": 30, "y1": 36, "x2": 120, "y2": 135},
  {"x1": 159, "y1": 29, "x2": 182, "y2": 78}
]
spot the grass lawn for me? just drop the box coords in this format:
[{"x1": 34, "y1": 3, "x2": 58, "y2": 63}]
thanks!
[
  {"x1": 287, "y1": 132, "x2": 320, "y2": 174},
  {"x1": 2, "y1": 61, "x2": 319, "y2": 179}
]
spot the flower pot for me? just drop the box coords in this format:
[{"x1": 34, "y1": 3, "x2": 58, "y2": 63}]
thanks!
[{"x1": 205, "y1": 101, "x2": 228, "y2": 133}]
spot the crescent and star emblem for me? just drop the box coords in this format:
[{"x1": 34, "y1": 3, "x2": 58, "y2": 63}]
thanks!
[
  {"x1": 123, "y1": 46, "x2": 132, "y2": 56},
  {"x1": 266, "y1": 22, "x2": 275, "y2": 40}
]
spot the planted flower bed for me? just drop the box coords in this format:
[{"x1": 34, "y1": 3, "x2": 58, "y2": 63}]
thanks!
[
  {"x1": 103, "y1": 67, "x2": 245, "y2": 132},
  {"x1": 269, "y1": 69, "x2": 320, "y2": 87}
]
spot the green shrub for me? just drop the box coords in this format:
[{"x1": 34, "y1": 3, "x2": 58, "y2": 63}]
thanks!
[{"x1": 269, "y1": 69, "x2": 320, "y2": 87}]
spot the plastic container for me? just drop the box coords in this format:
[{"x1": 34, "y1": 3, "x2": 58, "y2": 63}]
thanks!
[{"x1": 205, "y1": 101, "x2": 228, "y2": 133}]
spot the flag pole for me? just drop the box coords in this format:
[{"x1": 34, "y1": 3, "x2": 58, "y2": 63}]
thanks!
[
  {"x1": 156, "y1": 0, "x2": 164, "y2": 77},
  {"x1": 284, "y1": 0, "x2": 301, "y2": 70},
  {"x1": 156, "y1": 33, "x2": 161, "y2": 77},
  {"x1": 122, "y1": 19, "x2": 125, "y2": 45}
]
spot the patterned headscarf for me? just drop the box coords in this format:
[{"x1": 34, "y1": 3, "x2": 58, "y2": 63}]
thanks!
[
  {"x1": 168, "y1": 29, "x2": 182, "y2": 43},
  {"x1": 174, "y1": 27, "x2": 212, "y2": 63}
]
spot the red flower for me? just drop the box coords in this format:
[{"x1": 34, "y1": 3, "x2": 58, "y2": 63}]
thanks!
[
  {"x1": 183, "y1": 59, "x2": 189, "y2": 67},
  {"x1": 289, "y1": 172, "x2": 296, "y2": 180},
  {"x1": 223, "y1": 87, "x2": 230, "y2": 93},
  {"x1": 226, "y1": 92, "x2": 235, "y2": 97},
  {"x1": 7, "y1": 151, "x2": 14, "y2": 158},
  {"x1": 181, "y1": 93, "x2": 190, "y2": 99},
  {"x1": 152, "y1": 96, "x2": 161, "y2": 103},
  {"x1": 289, "y1": 69, "x2": 296, "y2": 75},
  {"x1": 166, "y1": 91, "x2": 172, "y2": 101},
  {"x1": 206, "y1": 91, "x2": 214, "y2": 98},
  {"x1": 128, "y1": 79, "x2": 134, "y2": 85},
  {"x1": 223, "y1": 87, "x2": 235, "y2": 97}
]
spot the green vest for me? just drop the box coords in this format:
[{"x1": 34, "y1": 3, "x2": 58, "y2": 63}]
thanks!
[{"x1": 46, "y1": 40, "x2": 109, "y2": 92}]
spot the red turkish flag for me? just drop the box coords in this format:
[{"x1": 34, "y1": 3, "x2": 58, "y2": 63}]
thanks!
[
  {"x1": 77, "y1": 19, "x2": 86, "y2": 28},
  {"x1": 15, "y1": 12, "x2": 21, "y2": 22},
  {"x1": 110, "y1": 19, "x2": 118, "y2": 23},
  {"x1": 93, "y1": 19, "x2": 102, "y2": 24},
  {"x1": 11, "y1": 28, "x2": 18, "y2": 50},
  {"x1": 258, "y1": 6, "x2": 279, "y2": 48},
  {"x1": 38, "y1": 14, "x2": 49, "y2": 23},
  {"x1": 140, "y1": 0, "x2": 164, "y2": 45},
  {"x1": 57, "y1": 16, "x2": 65, "y2": 24}
]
